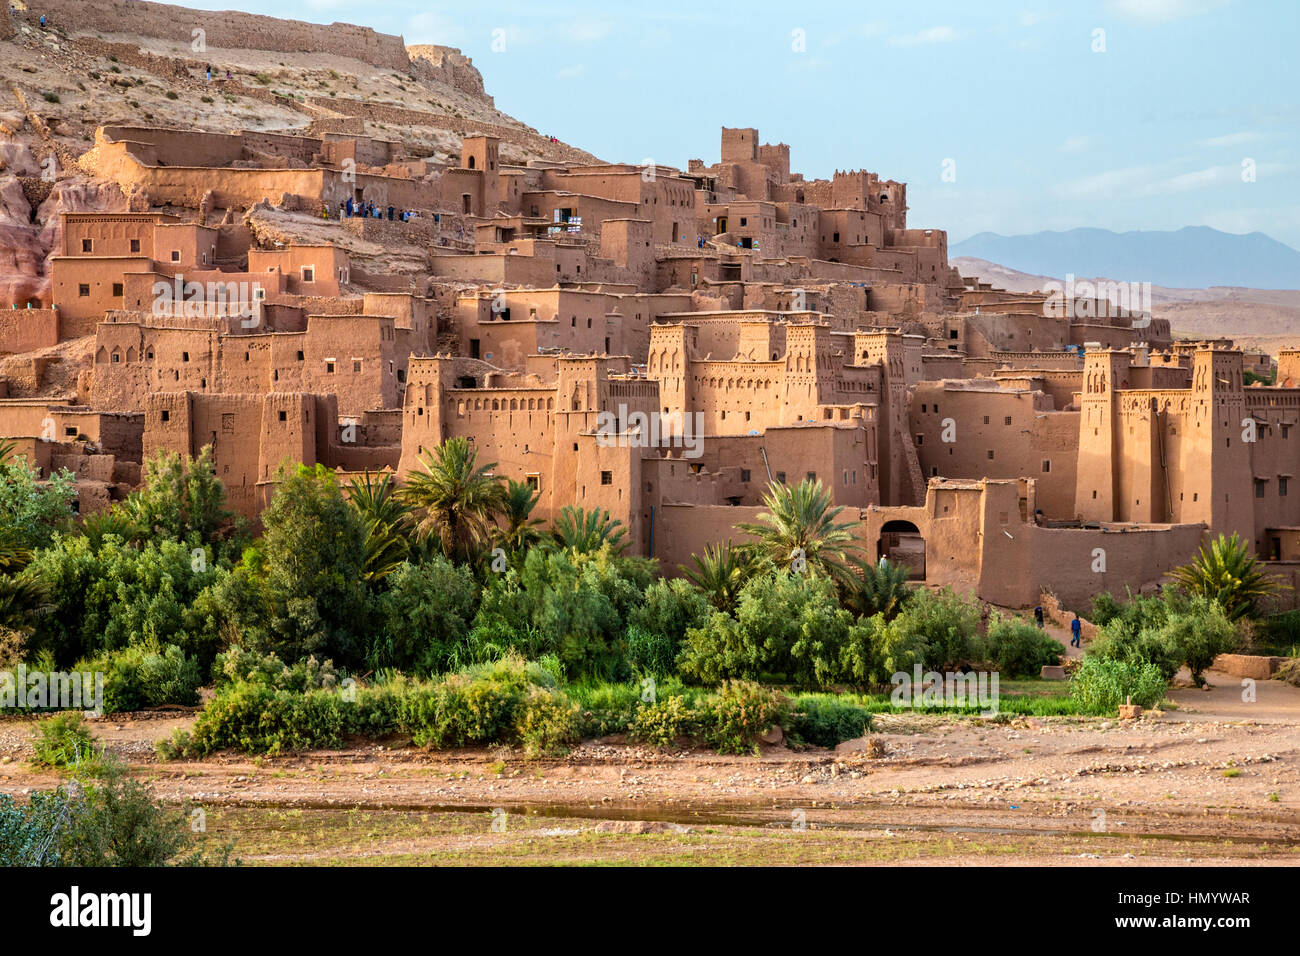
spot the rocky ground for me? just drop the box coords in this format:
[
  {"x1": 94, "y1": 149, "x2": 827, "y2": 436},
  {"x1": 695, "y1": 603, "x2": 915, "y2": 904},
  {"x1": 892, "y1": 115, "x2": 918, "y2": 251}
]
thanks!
[{"x1": 1, "y1": 669, "x2": 1297, "y2": 865}]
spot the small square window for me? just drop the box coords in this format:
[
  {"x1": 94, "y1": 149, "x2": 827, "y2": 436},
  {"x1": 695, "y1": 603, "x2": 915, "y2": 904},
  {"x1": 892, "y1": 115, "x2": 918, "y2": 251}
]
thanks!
[
  {"x1": 161, "y1": 409, "x2": 170, "y2": 422},
  {"x1": 600, "y1": 471, "x2": 613, "y2": 485},
  {"x1": 278, "y1": 410, "x2": 287, "y2": 422},
  {"x1": 78, "y1": 284, "x2": 90, "y2": 297},
  {"x1": 1004, "y1": 416, "x2": 1012, "y2": 426},
  {"x1": 297, "y1": 351, "x2": 305, "y2": 361},
  {"x1": 353, "y1": 360, "x2": 362, "y2": 373},
  {"x1": 326, "y1": 362, "x2": 335, "y2": 373},
  {"x1": 171, "y1": 250, "x2": 181, "y2": 262},
  {"x1": 130, "y1": 239, "x2": 140, "y2": 253},
  {"x1": 740, "y1": 468, "x2": 751, "y2": 482},
  {"x1": 987, "y1": 450, "x2": 995, "y2": 460},
  {"x1": 112, "y1": 283, "x2": 123, "y2": 297},
  {"x1": 1042, "y1": 459, "x2": 1051, "y2": 473},
  {"x1": 81, "y1": 238, "x2": 93, "y2": 252},
  {"x1": 182, "y1": 351, "x2": 189, "y2": 362}
]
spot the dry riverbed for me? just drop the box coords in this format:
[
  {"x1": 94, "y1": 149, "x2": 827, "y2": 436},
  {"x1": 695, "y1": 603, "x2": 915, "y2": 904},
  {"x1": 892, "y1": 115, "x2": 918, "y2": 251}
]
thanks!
[{"x1": 2, "y1": 670, "x2": 1298, "y2": 866}]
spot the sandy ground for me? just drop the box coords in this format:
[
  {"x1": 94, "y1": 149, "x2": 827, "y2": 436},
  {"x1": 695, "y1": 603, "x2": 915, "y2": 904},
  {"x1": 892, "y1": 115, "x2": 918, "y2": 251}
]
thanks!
[{"x1": 1, "y1": 669, "x2": 1297, "y2": 865}]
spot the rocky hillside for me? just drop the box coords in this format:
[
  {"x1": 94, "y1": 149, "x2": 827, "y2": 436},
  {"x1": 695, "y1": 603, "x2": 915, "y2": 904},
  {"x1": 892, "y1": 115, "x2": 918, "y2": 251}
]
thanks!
[{"x1": 0, "y1": 1, "x2": 601, "y2": 324}]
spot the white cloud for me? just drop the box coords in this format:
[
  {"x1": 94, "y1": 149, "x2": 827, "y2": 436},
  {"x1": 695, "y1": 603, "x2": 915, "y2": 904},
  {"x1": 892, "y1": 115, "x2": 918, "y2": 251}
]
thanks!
[
  {"x1": 1104, "y1": 0, "x2": 1231, "y2": 23},
  {"x1": 889, "y1": 26, "x2": 957, "y2": 47},
  {"x1": 557, "y1": 64, "x2": 586, "y2": 79}
]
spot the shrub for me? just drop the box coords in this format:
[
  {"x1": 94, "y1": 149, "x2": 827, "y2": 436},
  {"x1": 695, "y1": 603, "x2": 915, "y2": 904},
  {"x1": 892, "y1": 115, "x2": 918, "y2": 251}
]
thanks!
[
  {"x1": 980, "y1": 614, "x2": 1062, "y2": 677},
  {"x1": 213, "y1": 647, "x2": 337, "y2": 692},
  {"x1": 628, "y1": 695, "x2": 696, "y2": 746},
  {"x1": 31, "y1": 712, "x2": 102, "y2": 771},
  {"x1": 81, "y1": 643, "x2": 201, "y2": 713},
  {"x1": 625, "y1": 624, "x2": 677, "y2": 677},
  {"x1": 787, "y1": 695, "x2": 873, "y2": 748},
  {"x1": 368, "y1": 557, "x2": 478, "y2": 673},
  {"x1": 1089, "y1": 594, "x2": 1236, "y2": 685},
  {"x1": 678, "y1": 571, "x2": 854, "y2": 687},
  {"x1": 893, "y1": 587, "x2": 981, "y2": 671},
  {"x1": 42, "y1": 91, "x2": 60, "y2": 103},
  {"x1": 1070, "y1": 656, "x2": 1167, "y2": 712},
  {"x1": 470, "y1": 547, "x2": 644, "y2": 679},
  {"x1": 186, "y1": 682, "x2": 347, "y2": 755},
  {"x1": 513, "y1": 687, "x2": 579, "y2": 756},
  {"x1": 0, "y1": 762, "x2": 228, "y2": 866},
  {"x1": 698, "y1": 680, "x2": 789, "y2": 754}
]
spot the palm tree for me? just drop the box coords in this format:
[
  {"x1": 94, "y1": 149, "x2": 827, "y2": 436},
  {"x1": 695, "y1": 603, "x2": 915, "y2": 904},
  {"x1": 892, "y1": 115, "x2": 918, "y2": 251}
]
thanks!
[
  {"x1": 736, "y1": 478, "x2": 859, "y2": 580},
  {"x1": 78, "y1": 508, "x2": 143, "y2": 551},
  {"x1": 680, "y1": 542, "x2": 755, "y2": 611},
  {"x1": 1169, "y1": 532, "x2": 1280, "y2": 620},
  {"x1": 400, "y1": 438, "x2": 506, "y2": 564},
  {"x1": 347, "y1": 470, "x2": 412, "y2": 581},
  {"x1": 550, "y1": 505, "x2": 628, "y2": 555},
  {"x1": 843, "y1": 557, "x2": 913, "y2": 620},
  {"x1": 0, "y1": 572, "x2": 48, "y2": 630},
  {"x1": 0, "y1": 526, "x2": 33, "y2": 574},
  {"x1": 496, "y1": 479, "x2": 545, "y2": 555}
]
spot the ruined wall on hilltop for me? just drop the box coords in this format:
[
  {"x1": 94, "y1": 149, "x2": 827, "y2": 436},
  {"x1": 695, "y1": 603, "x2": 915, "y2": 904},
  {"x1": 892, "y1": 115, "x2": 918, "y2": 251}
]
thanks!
[
  {"x1": 35, "y1": 0, "x2": 411, "y2": 72},
  {"x1": 408, "y1": 46, "x2": 489, "y2": 100}
]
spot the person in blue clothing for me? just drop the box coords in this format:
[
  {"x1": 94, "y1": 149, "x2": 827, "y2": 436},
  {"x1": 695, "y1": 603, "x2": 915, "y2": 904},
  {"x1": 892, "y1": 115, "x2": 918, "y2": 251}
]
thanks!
[
  {"x1": 1034, "y1": 604, "x2": 1044, "y2": 629},
  {"x1": 1070, "y1": 614, "x2": 1082, "y2": 648}
]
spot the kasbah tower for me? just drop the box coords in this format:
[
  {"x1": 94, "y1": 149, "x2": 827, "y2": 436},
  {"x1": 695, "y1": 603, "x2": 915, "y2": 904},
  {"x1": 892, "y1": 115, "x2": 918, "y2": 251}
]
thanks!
[{"x1": 1, "y1": 0, "x2": 1297, "y2": 613}]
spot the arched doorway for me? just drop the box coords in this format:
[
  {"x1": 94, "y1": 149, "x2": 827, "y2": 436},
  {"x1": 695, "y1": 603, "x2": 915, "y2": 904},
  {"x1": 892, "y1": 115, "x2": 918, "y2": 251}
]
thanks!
[{"x1": 878, "y1": 519, "x2": 925, "y2": 580}]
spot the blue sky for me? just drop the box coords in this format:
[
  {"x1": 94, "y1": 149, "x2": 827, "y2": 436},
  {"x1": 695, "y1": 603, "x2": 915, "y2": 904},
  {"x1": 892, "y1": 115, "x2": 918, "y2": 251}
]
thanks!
[{"x1": 189, "y1": 0, "x2": 1298, "y2": 248}]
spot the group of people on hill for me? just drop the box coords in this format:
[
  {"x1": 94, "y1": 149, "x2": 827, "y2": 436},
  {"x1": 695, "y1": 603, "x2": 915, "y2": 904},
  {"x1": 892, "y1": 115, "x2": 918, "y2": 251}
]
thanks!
[{"x1": 324, "y1": 198, "x2": 417, "y2": 223}]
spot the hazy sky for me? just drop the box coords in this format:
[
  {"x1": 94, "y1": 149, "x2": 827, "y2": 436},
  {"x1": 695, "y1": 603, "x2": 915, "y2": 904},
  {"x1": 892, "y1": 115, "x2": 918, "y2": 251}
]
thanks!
[{"x1": 185, "y1": 0, "x2": 1298, "y2": 247}]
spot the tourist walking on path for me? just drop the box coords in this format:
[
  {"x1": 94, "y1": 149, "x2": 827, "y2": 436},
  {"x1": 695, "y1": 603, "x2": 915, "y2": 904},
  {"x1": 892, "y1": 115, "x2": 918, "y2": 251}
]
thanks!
[
  {"x1": 1070, "y1": 615, "x2": 1082, "y2": 648},
  {"x1": 1034, "y1": 605, "x2": 1044, "y2": 629}
]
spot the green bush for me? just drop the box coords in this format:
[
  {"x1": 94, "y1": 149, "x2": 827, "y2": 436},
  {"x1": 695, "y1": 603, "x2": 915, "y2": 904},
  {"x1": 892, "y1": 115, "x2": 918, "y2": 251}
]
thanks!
[
  {"x1": 678, "y1": 571, "x2": 854, "y2": 687},
  {"x1": 31, "y1": 712, "x2": 101, "y2": 771},
  {"x1": 628, "y1": 695, "x2": 696, "y2": 746},
  {"x1": 980, "y1": 614, "x2": 1062, "y2": 677},
  {"x1": 893, "y1": 587, "x2": 981, "y2": 671},
  {"x1": 368, "y1": 557, "x2": 478, "y2": 673},
  {"x1": 626, "y1": 578, "x2": 710, "y2": 674},
  {"x1": 787, "y1": 695, "x2": 873, "y2": 748},
  {"x1": 471, "y1": 547, "x2": 645, "y2": 678},
  {"x1": 1070, "y1": 656, "x2": 1168, "y2": 712},
  {"x1": 0, "y1": 759, "x2": 228, "y2": 866},
  {"x1": 513, "y1": 687, "x2": 579, "y2": 756},
  {"x1": 81, "y1": 643, "x2": 200, "y2": 713},
  {"x1": 698, "y1": 680, "x2": 789, "y2": 754},
  {"x1": 213, "y1": 647, "x2": 338, "y2": 692},
  {"x1": 1089, "y1": 594, "x2": 1236, "y2": 685},
  {"x1": 181, "y1": 681, "x2": 348, "y2": 756}
]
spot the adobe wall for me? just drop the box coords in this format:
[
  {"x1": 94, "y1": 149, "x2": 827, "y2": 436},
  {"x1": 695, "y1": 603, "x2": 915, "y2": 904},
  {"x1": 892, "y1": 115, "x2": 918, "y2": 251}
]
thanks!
[
  {"x1": 42, "y1": 0, "x2": 411, "y2": 72},
  {"x1": 0, "y1": 310, "x2": 59, "y2": 353},
  {"x1": 653, "y1": 503, "x2": 763, "y2": 572}
]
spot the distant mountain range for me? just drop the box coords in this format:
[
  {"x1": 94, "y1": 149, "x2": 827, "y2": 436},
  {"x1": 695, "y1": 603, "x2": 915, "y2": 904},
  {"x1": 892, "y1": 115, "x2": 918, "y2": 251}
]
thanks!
[{"x1": 949, "y1": 227, "x2": 1300, "y2": 290}]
